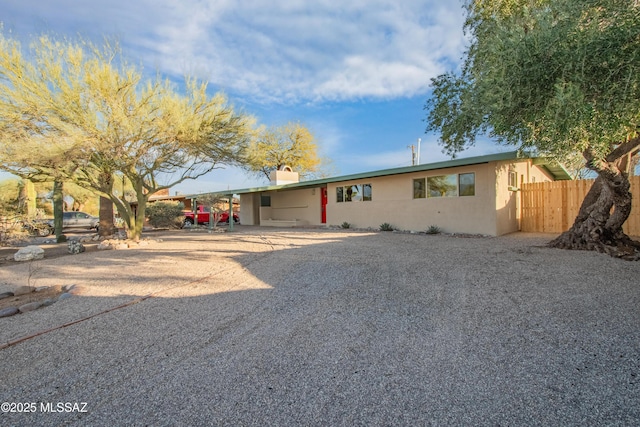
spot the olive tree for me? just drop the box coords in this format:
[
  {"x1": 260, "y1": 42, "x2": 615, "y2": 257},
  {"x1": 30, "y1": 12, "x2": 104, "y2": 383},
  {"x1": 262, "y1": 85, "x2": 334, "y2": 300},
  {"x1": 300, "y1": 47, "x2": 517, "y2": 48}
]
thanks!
[
  {"x1": 426, "y1": 0, "x2": 640, "y2": 259},
  {"x1": 0, "y1": 33, "x2": 254, "y2": 240}
]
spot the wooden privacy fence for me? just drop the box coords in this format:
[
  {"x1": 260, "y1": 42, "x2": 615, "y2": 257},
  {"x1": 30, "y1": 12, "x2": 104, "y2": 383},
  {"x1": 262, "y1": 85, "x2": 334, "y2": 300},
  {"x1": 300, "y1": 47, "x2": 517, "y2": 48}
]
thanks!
[{"x1": 521, "y1": 176, "x2": 640, "y2": 236}]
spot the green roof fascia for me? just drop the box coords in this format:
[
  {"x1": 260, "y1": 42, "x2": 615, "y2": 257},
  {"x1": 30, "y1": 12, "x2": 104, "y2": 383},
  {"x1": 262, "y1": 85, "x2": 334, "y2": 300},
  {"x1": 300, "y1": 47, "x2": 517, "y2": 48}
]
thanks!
[
  {"x1": 531, "y1": 158, "x2": 573, "y2": 180},
  {"x1": 292, "y1": 150, "x2": 528, "y2": 188},
  {"x1": 186, "y1": 150, "x2": 530, "y2": 198}
]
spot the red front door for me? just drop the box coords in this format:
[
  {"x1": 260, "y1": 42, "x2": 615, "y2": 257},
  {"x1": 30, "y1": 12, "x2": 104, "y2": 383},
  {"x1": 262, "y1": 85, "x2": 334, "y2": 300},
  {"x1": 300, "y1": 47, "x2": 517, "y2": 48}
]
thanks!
[{"x1": 321, "y1": 187, "x2": 327, "y2": 224}]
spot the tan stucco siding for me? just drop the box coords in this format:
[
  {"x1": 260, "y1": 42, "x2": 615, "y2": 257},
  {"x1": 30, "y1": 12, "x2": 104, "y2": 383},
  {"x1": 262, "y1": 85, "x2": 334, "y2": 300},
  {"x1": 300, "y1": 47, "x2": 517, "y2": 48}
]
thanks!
[
  {"x1": 239, "y1": 193, "x2": 261, "y2": 225},
  {"x1": 327, "y1": 163, "x2": 497, "y2": 235},
  {"x1": 260, "y1": 188, "x2": 321, "y2": 225},
  {"x1": 494, "y1": 160, "x2": 556, "y2": 235},
  {"x1": 237, "y1": 158, "x2": 558, "y2": 234}
]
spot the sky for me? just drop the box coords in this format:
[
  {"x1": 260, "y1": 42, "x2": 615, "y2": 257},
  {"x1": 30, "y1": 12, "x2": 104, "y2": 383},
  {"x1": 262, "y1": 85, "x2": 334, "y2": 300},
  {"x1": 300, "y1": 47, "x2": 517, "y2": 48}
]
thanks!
[{"x1": 0, "y1": 0, "x2": 513, "y2": 194}]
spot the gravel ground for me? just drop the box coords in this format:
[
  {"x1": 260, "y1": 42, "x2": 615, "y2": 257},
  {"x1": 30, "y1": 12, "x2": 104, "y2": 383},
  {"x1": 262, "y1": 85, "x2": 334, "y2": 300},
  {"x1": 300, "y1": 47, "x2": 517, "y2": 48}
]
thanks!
[{"x1": 0, "y1": 227, "x2": 639, "y2": 426}]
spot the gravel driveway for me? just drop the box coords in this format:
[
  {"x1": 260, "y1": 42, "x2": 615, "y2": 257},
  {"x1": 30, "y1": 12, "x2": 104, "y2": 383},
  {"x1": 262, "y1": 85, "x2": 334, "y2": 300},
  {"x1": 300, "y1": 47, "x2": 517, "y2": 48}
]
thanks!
[{"x1": 1, "y1": 227, "x2": 639, "y2": 426}]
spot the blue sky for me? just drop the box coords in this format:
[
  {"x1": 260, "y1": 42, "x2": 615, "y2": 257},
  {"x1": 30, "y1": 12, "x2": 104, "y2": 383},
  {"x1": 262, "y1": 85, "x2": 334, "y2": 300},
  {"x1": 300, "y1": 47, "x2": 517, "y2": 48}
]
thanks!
[{"x1": 1, "y1": 0, "x2": 512, "y2": 194}]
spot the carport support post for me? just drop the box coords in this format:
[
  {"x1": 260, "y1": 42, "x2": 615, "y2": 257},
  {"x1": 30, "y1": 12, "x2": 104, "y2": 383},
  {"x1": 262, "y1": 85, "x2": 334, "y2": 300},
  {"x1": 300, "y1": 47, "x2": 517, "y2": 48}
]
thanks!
[
  {"x1": 228, "y1": 195, "x2": 234, "y2": 231},
  {"x1": 191, "y1": 198, "x2": 197, "y2": 227}
]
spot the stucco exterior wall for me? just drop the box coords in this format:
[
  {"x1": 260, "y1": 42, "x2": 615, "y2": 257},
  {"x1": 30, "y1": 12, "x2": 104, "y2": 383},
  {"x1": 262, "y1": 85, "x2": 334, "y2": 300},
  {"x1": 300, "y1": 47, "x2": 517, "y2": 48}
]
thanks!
[
  {"x1": 494, "y1": 160, "x2": 556, "y2": 235},
  {"x1": 239, "y1": 193, "x2": 260, "y2": 225},
  {"x1": 326, "y1": 163, "x2": 498, "y2": 235},
  {"x1": 236, "y1": 158, "x2": 560, "y2": 235},
  {"x1": 260, "y1": 188, "x2": 321, "y2": 226}
]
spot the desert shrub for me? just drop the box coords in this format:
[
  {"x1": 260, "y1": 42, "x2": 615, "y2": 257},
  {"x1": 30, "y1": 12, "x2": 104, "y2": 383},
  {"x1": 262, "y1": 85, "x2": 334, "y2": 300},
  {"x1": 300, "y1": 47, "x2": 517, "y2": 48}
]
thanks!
[
  {"x1": 379, "y1": 222, "x2": 394, "y2": 231},
  {"x1": 341, "y1": 221, "x2": 351, "y2": 229},
  {"x1": 0, "y1": 215, "x2": 28, "y2": 246},
  {"x1": 146, "y1": 201, "x2": 185, "y2": 229},
  {"x1": 0, "y1": 179, "x2": 21, "y2": 216}
]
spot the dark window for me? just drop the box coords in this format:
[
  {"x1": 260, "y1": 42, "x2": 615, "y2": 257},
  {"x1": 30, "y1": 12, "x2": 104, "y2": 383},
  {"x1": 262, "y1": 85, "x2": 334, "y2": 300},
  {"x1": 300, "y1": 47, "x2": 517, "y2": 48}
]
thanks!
[
  {"x1": 413, "y1": 178, "x2": 426, "y2": 199},
  {"x1": 459, "y1": 173, "x2": 475, "y2": 196},
  {"x1": 363, "y1": 184, "x2": 372, "y2": 201},
  {"x1": 428, "y1": 175, "x2": 458, "y2": 198},
  {"x1": 337, "y1": 184, "x2": 372, "y2": 202},
  {"x1": 260, "y1": 195, "x2": 271, "y2": 207}
]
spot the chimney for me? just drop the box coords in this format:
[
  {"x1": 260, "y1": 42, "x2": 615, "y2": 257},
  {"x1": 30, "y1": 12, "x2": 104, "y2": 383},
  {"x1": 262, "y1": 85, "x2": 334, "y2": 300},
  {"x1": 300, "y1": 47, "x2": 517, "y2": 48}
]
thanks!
[{"x1": 269, "y1": 165, "x2": 299, "y2": 185}]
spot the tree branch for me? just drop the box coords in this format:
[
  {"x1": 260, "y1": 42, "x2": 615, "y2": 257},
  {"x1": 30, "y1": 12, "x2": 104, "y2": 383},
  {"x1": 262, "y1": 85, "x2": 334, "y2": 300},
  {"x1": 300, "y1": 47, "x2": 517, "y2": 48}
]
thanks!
[{"x1": 606, "y1": 134, "x2": 640, "y2": 162}]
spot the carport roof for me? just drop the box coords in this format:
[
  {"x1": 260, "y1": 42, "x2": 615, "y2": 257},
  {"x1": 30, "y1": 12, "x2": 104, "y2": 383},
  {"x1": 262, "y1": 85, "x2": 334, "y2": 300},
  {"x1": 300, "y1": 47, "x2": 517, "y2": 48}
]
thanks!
[{"x1": 185, "y1": 150, "x2": 571, "y2": 198}]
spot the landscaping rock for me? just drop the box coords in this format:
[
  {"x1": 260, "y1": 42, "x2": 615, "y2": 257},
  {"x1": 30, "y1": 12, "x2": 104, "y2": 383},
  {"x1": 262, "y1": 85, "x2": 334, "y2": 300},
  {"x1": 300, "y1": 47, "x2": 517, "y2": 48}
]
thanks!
[
  {"x1": 19, "y1": 301, "x2": 43, "y2": 313},
  {"x1": 67, "y1": 240, "x2": 86, "y2": 254},
  {"x1": 13, "y1": 286, "x2": 35, "y2": 296},
  {"x1": 14, "y1": 245, "x2": 45, "y2": 262},
  {"x1": 0, "y1": 291, "x2": 14, "y2": 300},
  {"x1": 57, "y1": 293, "x2": 73, "y2": 301},
  {"x1": 41, "y1": 298, "x2": 57, "y2": 307},
  {"x1": 97, "y1": 241, "x2": 112, "y2": 250},
  {"x1": 63, "y1": 284, "x2": 82, "y2": 295},
  {"x1": 0, "y1": 307, "x2": 19, "y2": 317}
]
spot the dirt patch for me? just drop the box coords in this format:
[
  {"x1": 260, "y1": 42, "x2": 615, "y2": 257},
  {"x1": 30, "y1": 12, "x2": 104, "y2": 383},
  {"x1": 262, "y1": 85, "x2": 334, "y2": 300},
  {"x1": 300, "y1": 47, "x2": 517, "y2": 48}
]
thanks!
[{"x1": 0, "y1": 286, "x2": 65, "y2": 311}]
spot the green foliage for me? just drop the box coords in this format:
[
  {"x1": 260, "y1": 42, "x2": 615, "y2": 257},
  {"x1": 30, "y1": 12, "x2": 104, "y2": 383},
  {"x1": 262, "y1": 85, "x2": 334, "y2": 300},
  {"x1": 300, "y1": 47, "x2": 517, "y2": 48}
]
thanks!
[
  {"x1": 426, "y1": 225, "x2": 442, "y2": 235},
  {"x1": 145, "y1": 201, "x2": 185, "y2": 229},
  {"x1": 0, "y1": 32, "x2": 255, "y2": 240},
  {"x1": 379, "y1": 222, "x2": 394, "y2": 232},
  {"x1": 64, "y1": 182, "x2": 99, "y2": 213},
  {"x1": 426, "y1": 0, "x2": 640, "y2": 162},
  {"x1": 341, "y1": 221, "x2": 351, "y2": 229},
  {"x1": 244, "y1": 122, "x2": 328, "y2": 180}
]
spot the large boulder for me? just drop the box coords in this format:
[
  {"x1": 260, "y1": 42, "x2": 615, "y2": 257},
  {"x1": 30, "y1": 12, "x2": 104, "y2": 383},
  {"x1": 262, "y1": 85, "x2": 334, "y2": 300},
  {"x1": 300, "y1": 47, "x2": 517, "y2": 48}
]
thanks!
[{"x1": 14, "y1": 245, "x2": 45, "y2": 262}]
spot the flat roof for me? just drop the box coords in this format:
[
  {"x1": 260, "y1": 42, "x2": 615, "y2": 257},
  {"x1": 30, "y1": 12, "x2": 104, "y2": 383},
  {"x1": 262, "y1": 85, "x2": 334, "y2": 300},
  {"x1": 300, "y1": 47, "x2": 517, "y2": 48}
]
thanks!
[{"x1": 184, "y1": 150, "x2": 571, "y2": 198}]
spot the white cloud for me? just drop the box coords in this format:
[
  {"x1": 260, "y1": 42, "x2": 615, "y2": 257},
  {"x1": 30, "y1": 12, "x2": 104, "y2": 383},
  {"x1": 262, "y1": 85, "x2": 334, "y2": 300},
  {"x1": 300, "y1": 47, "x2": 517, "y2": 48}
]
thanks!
[
  {"x1": 26, "y1": 0, "x2": 462, "y2": 104},
  {"x1": 3, "y1": 0, "x2": 466, "y2": 103}
]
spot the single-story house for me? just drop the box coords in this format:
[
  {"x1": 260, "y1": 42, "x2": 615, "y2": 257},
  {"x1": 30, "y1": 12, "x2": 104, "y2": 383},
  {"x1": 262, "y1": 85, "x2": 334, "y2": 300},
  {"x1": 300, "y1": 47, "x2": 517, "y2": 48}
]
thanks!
[{"x1": 187, "y1": 151, "x2": 571, "y2": 236}]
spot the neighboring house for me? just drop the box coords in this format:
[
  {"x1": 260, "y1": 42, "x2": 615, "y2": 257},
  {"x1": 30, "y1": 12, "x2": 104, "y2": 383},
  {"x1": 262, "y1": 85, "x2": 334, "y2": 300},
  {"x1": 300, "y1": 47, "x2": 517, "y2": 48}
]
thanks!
[{"x1": 188, "y1": 151, "x2": 571, "y2": 236}]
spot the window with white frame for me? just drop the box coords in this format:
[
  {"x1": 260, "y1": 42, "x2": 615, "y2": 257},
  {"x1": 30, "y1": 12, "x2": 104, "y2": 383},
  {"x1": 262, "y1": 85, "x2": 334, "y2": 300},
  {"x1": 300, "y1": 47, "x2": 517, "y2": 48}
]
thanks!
[{"x1": 508, "y1": 171, "x2": 518, "y2": 189}]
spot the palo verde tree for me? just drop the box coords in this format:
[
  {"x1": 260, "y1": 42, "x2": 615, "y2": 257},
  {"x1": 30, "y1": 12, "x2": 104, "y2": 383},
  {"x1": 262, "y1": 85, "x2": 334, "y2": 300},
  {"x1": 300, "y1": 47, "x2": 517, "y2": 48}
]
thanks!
[
  {"x1": 244, "y1": 122, "x2": 327, "y2": 181},
  {"x1": 0, "y1": 33, "x2": 255, "y2": 240},
  {"x1": 426, "y1": 0, "x2": 640, "y2": 259}
]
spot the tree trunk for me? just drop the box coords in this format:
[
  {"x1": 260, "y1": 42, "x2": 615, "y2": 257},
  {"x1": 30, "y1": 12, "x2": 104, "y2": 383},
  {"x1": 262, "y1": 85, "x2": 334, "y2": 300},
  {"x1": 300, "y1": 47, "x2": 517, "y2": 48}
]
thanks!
[
  {"x1": 549, "y1": 155, "x2": 640, "y2": 260},
  {"x1": 98, "y1": 196, "x2": 115, "y2": 237},
  {"x1": 52, "y1": 180, "x2": 66, "y2": 243},
  {"x1": 125, "y1": 184, "x2": 146, "y2": 242},
  {"x1": 128, "y1": 197, "x2": 145, "y2": 242}
]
